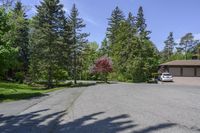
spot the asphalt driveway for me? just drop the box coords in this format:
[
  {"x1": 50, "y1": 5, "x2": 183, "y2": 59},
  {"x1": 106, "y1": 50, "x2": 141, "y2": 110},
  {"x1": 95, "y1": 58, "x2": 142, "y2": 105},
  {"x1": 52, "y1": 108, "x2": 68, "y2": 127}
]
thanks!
[
  {"x1": 172, "y1": 77, "x2": 200, "y2": 86},
  {"x1": 0, "y1": 83, "x2": 200, "y2": 133}
]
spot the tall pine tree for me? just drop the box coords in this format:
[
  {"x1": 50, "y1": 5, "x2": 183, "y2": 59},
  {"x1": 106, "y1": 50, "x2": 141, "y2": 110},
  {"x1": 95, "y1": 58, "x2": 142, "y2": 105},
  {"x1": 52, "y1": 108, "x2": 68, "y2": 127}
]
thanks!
[
  {"x1": 68, "y1": 4, "x2": 89, "y2": 84},
  {"x1": 30, "y1": 0, "x2": 65, "y2": 88},
  {"x1": 99, "y1": 38, "x2": 109, "y2": 57},
  {"x1": 62, "y1": 16, "x2": 73, "y2": 78},
  {"x1": 162, "y1": 32, "x2": 176, "y2": 61},
  {"x1": 114, "y1": 21, "x2": 137, "y2": 80},
  {"x1": 136, "y1": 6, "x2": 151, "y2": 40},
  {"x1": 0, "y1": 0, "x2": 15, "y2": 10},
  {"x1": 106, "y1": 6, "x2": 125, "y2": 54},
  {"x1": 127, "y1": 12, "x2": 136, "y2": 29}
]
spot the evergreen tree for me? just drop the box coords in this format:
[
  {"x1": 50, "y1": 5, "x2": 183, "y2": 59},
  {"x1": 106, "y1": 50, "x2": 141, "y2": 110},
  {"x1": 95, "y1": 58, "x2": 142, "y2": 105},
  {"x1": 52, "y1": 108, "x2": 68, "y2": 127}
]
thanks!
[
  {"x1": 13, "y1": 1, "x2": 22, "y2": 12},
  {"x1": 106, "y1": 6, "x2": 125, "y2": 52},
  {"x1": 30, "y1": 0, "x2": 66, "y2": 88},
  {"x1": 0, "y1": 0, "x2": 15, "y2": 10},
  {"x1": 127, "y1": 12, "x2": 136, "y2": 29},
  {"x1": 62, "y1": 16, "x2": 73, "y2": 78},
  {"x1": 12, "y1": 1, "x2": 29, "y2": 77},
  {"x1": 112, "y1": 20, "x2": 158, "y2": 82},
  {"x1": 126, "y1": 39, "x2": 159, "y2": 82},
  {"x1": 113, "y1": 21, "x2": 136, "y2": 78},
  {"x1": 105, "y1": 6, "x2": 158, "y2": 82},
  {"x1": 68, "y1": 4, "x2": 89, "y2": 84},
  {"x1": 162, "y1": 32, "x2": 176, "y2": 61},
  {"x1": 136, "y1": 6, "x2": 151, "y2": 40},
  {"x1": 99, "y1": 38, "x2": 109, "y2": 57}
]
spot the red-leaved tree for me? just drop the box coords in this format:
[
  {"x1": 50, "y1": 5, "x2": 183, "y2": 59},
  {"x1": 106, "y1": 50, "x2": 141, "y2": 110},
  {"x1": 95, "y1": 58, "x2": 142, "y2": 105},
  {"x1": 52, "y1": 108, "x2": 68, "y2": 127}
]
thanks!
[{"x1": 90, "y1": 56, "x2": 113, "y2": 82}]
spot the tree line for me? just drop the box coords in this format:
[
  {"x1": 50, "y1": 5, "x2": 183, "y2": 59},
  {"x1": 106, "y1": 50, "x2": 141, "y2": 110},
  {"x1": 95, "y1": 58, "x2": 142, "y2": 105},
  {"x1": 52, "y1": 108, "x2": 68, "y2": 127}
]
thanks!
[
  {"x1": 161, "y1": 32, "x2": 200, "y2": 62},
  {"x1": 0, "y1": 0, "x2": 90, "y2": 88},
  {"x1": 0, "y1": 0, "x2": 160, "y2": 86},
  {"x1": 101, "y1": 6, "x2": 159, "y2": 82},
  {"x1": 2, "y1": 0, "x2": 197, "y2": 87}
]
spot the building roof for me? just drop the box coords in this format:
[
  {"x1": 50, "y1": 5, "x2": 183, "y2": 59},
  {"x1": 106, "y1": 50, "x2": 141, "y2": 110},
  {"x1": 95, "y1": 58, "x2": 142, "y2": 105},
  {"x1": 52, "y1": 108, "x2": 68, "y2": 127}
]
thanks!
[{"x1": 160, "y1": 60, "x2": 200, "y2": 66}]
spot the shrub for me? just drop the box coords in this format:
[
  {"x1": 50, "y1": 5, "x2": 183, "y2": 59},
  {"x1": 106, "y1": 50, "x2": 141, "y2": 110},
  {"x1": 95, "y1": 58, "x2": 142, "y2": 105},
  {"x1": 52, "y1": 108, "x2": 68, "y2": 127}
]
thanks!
[
  {"x1": 15, "y1": 72, "x2": 25, "y2": 83},
  {"x1": 151, "y1": 73, "x2": 159, "y2": 79},
  {"x1": 90, "y1": 56, "x2": 113, "y2": 83}
]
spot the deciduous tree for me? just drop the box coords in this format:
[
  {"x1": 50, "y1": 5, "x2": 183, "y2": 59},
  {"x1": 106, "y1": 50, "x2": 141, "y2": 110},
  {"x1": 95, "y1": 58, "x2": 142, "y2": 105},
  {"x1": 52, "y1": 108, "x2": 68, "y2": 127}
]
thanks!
[
  {"x1": 179, "y1": 33, "x2": 198, "y2": 60},
  {"x1": 91, "y1": 56, "x2": 113, "y2": 83},
  {"x1": 0, "y1": 7, "x2": 18, "y2": 79}
]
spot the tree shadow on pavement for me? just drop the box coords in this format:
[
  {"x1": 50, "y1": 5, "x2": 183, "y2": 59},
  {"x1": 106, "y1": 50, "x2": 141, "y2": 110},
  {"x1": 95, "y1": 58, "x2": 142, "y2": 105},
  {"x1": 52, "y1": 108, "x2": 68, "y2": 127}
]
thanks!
[
  {"x1": 55, "y1": 112, "x2": 137, "y2": 133},
  {"x1": 0, "y1": 110, "x2": 181, "y2": 133},
  {"x1": 133, "y1": 123, "x2": 177, "y2": 133},
  {"x1": 54, "y1": 112, "x2": 178, "y2": 133},
  {"x1": 0, "y1": 109, "x2": 66, "y2": 133}
]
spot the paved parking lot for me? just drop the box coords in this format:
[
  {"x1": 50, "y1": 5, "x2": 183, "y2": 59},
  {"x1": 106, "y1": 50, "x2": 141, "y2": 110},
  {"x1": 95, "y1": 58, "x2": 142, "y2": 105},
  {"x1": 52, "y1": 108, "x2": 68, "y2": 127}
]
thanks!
[
  {"x1": 0, "y1": 83, "x2": 200, "y2": 133},
  {"x1": 160, "y1": 77, "x2": 200, "y2": 87},
  {"x1": 172, "y1": 77, "x2": 200, "y2": 86}
]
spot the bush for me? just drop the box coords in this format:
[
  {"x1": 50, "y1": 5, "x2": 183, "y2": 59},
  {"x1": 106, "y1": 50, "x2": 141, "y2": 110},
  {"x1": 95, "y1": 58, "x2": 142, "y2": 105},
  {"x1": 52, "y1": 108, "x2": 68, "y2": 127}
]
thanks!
[
  {"x1": 66, "y1": 81, "x2": 73, "y2": 86},
  {"x1": 90, "y1": 56, "x2": 113, "y2": 83},
  {"x1": 151, "y1": 73, "x2": 159, "y2": 79},
  {"x1": 54, "y1": 69, "x2": 68, "y2": 81},
  {"x1": 147, "y1": 78, "x2": 158, "y2": 84},
  {"x1": 15, "y1": 72, "x2": 25, "y2": 83}
]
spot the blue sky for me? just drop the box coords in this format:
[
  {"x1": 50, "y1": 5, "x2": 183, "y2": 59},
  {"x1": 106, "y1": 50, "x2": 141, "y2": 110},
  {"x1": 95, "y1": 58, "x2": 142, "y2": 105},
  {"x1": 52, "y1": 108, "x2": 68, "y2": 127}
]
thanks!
[{"x1": 21, "y1": 0, "x2": 200, "y2": 50}]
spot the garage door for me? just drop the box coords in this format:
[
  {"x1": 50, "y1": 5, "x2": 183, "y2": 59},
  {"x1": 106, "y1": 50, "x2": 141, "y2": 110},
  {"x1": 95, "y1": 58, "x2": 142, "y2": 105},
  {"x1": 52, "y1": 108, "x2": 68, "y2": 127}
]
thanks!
[
  {"x1": 169, "y1": 67, "x2": 181, "y2": 76},
  {"x1": 197, "y1": 68, "x2": 200, "y2": 77},
  {"x1": 182, "y1": 68, "x2": 195, "y2": 77}
]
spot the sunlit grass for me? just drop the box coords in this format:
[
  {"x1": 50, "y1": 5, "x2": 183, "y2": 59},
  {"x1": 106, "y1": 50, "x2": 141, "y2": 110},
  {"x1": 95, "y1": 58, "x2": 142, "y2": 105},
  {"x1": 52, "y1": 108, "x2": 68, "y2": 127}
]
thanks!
[
  {"x1": 0, "y1": 82, "x2": 62, "y2": 102},
  {"x1": 0, "y1": 81, "x2": 97, "y2": 102}
]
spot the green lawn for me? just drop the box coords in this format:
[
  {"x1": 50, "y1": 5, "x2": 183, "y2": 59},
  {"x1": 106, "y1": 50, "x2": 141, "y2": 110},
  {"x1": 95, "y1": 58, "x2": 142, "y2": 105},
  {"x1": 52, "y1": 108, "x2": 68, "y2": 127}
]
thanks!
[
  {"x1": 0, "y1": 81, "x2": 97, "y2": 102},
  {"x1": 0, "y1": 82, "x2": 63, "y2": 102}
]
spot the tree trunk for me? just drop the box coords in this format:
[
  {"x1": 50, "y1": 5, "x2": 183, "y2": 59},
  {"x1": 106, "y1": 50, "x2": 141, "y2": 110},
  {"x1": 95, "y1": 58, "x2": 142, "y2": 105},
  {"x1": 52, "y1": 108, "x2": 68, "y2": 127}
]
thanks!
[
  {"x1": 74, "y1": 51, "x2": 77, "y2": 84},
  {"x1": 104, "y1": 73, "x2": 108, "y2": 83},
  {"x1": 47, "y1": 66, "x2": 53, "y2": 89},
  {"x1": 185, "y1": 44, "x2": 187, "y2": 60}
]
